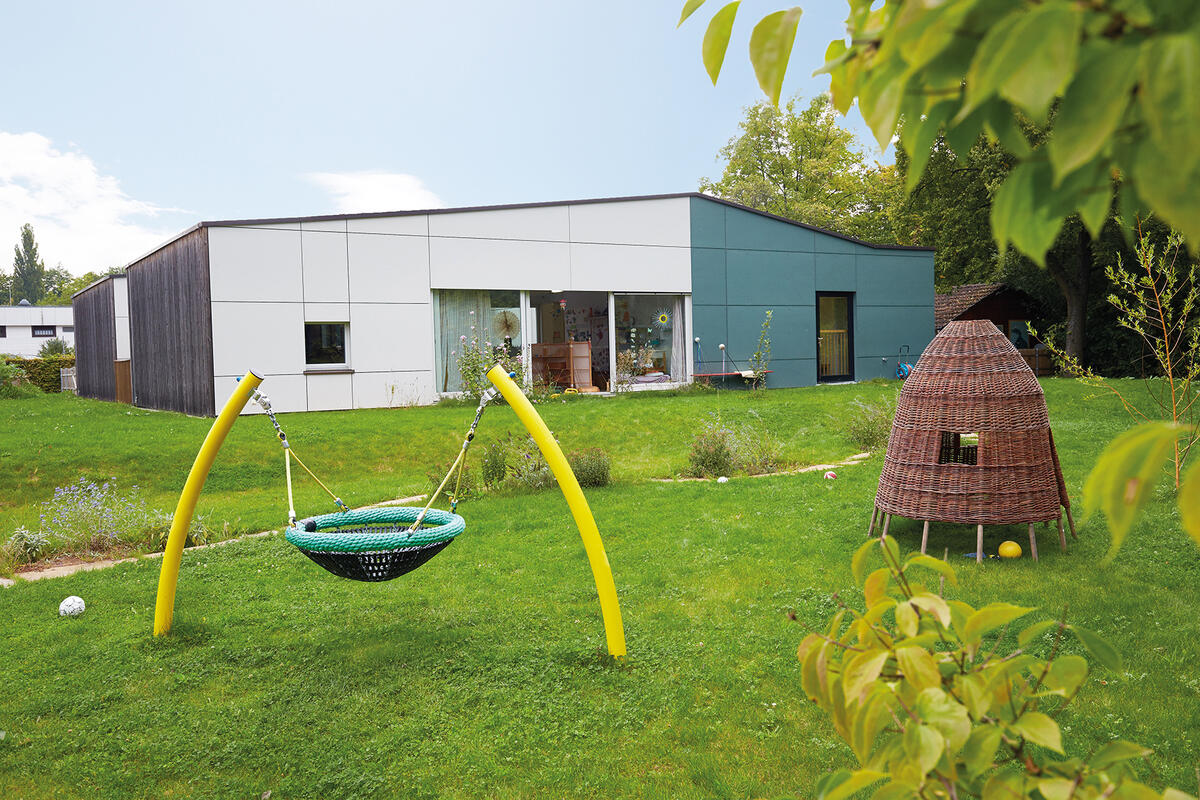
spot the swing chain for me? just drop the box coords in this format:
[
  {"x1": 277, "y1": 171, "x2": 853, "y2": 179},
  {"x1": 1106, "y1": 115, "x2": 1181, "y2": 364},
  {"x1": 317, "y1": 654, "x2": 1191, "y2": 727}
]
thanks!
[{"x1": 252, "y1": 389, "x2": 289, "y2": 449}]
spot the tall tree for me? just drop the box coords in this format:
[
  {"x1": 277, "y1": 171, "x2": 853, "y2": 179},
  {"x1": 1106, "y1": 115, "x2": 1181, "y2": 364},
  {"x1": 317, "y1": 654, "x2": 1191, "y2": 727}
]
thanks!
[
  {"x1": 11, "y1": 224, "x2": 46, "y2": 305},
  {"x1": 700, "y1": 94, "x2": 895, "y2": 242}
]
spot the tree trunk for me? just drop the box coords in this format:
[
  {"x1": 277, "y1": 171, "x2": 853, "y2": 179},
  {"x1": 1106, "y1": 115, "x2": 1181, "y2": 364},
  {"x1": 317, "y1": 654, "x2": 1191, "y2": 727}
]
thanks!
[{"x1": 1047, "y1": 226, "x2": 1093, "y2": 362}]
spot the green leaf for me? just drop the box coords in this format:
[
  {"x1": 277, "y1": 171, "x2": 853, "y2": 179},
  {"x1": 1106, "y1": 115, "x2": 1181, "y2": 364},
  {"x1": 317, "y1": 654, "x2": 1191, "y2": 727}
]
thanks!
[
  {"x1": 1161, "y1": 790, "x2": 1200, "y2": 800},
  {"x1": 864, "y1": 567, "x2": 890, "y2": 607},
  {"x1": 896, "y1": 646, "x2": 941, "y2": 692},
  {"x1": 1131, "y1": 140, "x2": 1200, "y2": 248},
  {"x1": 996, "y1": 3, "x2": 1082, "y2": 120},
  {"x1": 990, "y1": 160, "x2": 1063, "y2": 264},
  {"x1": 1139, "y1": 34, "x2": 1200, "y2": 175},
  {"x1": 1081, "y1": 422, "x2": 1180, "y2": 562},
  {"x1": 963, "y1": 726, "x2": 1002, "y2": 778},
  {"x1": 915, "y1": 688, "x2": 971, "y2": 752},
  {"x1": 701, "y1": 1, "x2": 741, "y2": 86},
  {"x1": 860, "y1": 58, "x2": 908, "y2": 150},
  {"x1": 895, "y1": 601, "x2": 919, "y2": 639},
  {"x1": 677, "y1": 0, "x2": 707, "y2": 27},
  {"x1": 1069, "y1": 625, "x2": 1122, "y2": 672},
  {"x1": 1048, "y1": 42, "x2": 1140, "y2": 182},
  {"x1": 1110, "y1": 782, "x2": 1162, "y2": 800},
  {"x1": 748, "y1": 8, "x2": 802, "y2": 107},
  {"x1": 871, "y1": 781, "x2": 921, "y2": 800},
  {"x1": 910, "y1": 593, "x2": 952, "y2": 628},
  {"x1": 843, "y1": 649, "x2": 890, "y2": 704},
  {"x1": 904, "y1": 723, "x2": 945, "y2": 777},
  {"x1": 983, "y1": 772, "x2": 1026, "y2": 800},
  {"x1": 903, "y1": 102, "x2": 955, "y2": 194},
  {"x1": 1010, "y1": 711, "x2": 1064, "y2": 753},
  {"x1": 963, "y1": 603, "x2": 1035, "y2": 643},
  {"x1": 1042, "y1": 654, "x2": 1088, "y2": 696},
  {"x1": 1089, "y1": 740, "x2": 1152, "y2": 770},
  {"x1": 1181, "y1": 460, "x2": 1200, "y2": 548},
  {"x1": 958, "y1": 10, "x2": 1024, "y2": 121},
  {"x1": 819, "y1": 768, "x2": 886, "y2": 800},
  {"x1": 1039, "y1": 778, "x2": 1078, "y2": 800},
  {"x1": 904, "y1": 553, "x2": 958, "y2": 587},
  {"x1": 852, "y1": 538, "x2": 876, "y2": 587},
  {"x1": 1077, "y1": 180, "x2": 1114, "y2": 241},
  {"x1": 1018, "y1": 619, "x2": 1058, "y2": 649}
]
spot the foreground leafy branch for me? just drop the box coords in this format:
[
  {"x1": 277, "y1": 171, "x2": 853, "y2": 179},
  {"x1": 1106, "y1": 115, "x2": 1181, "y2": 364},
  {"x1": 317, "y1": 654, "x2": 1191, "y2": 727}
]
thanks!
[{"x1": 796, "y1": 538, "x2": 1195, "y2": 800}]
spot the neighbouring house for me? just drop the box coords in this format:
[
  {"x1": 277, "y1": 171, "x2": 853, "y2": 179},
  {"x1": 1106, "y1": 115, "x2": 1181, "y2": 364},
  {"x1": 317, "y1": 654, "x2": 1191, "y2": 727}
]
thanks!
[
  {"x1": 934, "y1": 282, "x2": 1053, "y2": 375},
  {"x1": 73, "y1": 193, "x2": 935, "y2": 416},
  {"x1": 0, "y1": 301, "x2": 75, "y2": 358}
]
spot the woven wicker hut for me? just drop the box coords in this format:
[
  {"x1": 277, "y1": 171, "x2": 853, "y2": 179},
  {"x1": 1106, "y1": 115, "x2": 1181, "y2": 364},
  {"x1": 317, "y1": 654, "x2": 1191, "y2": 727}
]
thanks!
[{"x1": 869, "y1": 320, "x2": 1075, "y2": 562}]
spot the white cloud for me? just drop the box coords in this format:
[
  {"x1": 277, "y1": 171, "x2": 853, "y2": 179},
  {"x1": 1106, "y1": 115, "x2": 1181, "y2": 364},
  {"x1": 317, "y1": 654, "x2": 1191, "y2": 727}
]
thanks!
[
  {"x1": 306, "y1": 171, "x2": 443, "y2": 213},
  {"x1": 0, "y1": 132, "x2": 183, "y2": 275}
]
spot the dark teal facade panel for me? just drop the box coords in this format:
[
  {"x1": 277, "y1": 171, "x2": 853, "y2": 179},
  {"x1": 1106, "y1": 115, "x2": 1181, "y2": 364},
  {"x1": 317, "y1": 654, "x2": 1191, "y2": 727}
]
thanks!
[
  {"x1": 726, "y1": 249, "x2": 814, "y2": 305},
  {"x1": 689, "y1": 196, "x2": 726, "y2": 249},
  {"x1": 853, "y1": 304, "x2": 934, "y2": 359},
  {"x1": 691, "y1": 247, "x2": 726, "y2": 305},
  {"x1": 688, "y1": 194, "x2": 934, "y2": 388},
  {"x1": 856, "y1": 254, "x2": 936, "y2": 306},
  {"x1": 815, "y1": 253, "x2": 856, "y2": 290},
  {"x1": 724, "y1": 206, "x2": 815, "y2": 252}
]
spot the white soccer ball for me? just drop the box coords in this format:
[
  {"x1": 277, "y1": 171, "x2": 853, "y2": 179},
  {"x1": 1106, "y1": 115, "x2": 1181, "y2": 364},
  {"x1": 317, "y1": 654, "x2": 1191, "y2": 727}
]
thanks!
[
  {"x1": 716, "y1": 476, "x2": 729, "y2": 484},
  {"x1": 59, "y1": 596, "x2": 85, "y2": 617}
]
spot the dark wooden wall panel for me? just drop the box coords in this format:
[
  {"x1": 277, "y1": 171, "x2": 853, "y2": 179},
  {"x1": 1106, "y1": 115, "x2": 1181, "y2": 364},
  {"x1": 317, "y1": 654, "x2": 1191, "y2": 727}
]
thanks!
[
  {"x1": 127, "y1": 228, "x2": 215, "y2": 416},
  {"x1": 72, "y1": 279, "x2": 117, "y2": 401}
]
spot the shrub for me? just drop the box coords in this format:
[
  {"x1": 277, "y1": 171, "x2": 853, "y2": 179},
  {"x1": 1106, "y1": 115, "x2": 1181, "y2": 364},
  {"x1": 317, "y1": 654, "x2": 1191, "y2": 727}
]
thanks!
[
  {"x1": 455, "y1": 330, "x2": 524, "y2": 402},
  {"x1": 798, "y1": 538, "x2": 1188, "y2": 800},
  {"x1": 480, "y1": 441, "x2": 508, "y2": 490},
  {"x1": 37, "y1": 337, "x2": 74, "y2": 357},
  {"x1": 6, "y1": 526, "x2": 50, "y2": 563},
  {"x1": 426, "y1": 461, "x2": 476, "y2": 504},
  {"x1": 843, "y1": 395, "x2": 896, "y2": 453},
  {"x1": 0, "y1": 360, "x2": 40, "y2": 399},
  {"x1": 507, "y1": 434, "x2": 555, "y2": 490},
  {"x1": 568, "y1": 448, "x2": 611, "y2": 487},
  {"x1": 688, "y1": 419, "x2": 737, "y2": 477},
  {"x1": 731, "y1": 425, "x2": 783, "y2": 475},
  {"x1": 38, "y1": 478, "x2": 171, "y2": 556},
  {"x1": 3, "y1": 356, "x2": 74, "y2": 393},
  {"x1": 746, "y1": 310, "x2": 772, "y2": 390}
]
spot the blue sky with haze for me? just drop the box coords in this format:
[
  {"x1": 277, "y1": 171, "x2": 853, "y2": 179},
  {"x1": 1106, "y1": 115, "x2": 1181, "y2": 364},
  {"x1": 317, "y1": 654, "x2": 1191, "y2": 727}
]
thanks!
[{"x1": 0, "y1": 1, "x2": 883, "y2": 275}]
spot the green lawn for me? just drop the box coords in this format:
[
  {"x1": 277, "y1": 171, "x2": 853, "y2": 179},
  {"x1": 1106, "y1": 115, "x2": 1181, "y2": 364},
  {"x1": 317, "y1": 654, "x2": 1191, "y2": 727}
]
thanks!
[{"x1": 1, "y1": 380, "x2": 1197, "y2": 799}]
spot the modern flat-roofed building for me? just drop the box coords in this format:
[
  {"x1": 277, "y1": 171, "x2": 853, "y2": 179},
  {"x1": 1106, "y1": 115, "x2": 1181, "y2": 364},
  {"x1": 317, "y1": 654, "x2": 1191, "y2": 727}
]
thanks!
[
  {"x1": 0, "y1": 302, "x2": 74, "y2": 358},
  {"x1": 73, "y1": 193, "x2": 935, "y2": 416}
]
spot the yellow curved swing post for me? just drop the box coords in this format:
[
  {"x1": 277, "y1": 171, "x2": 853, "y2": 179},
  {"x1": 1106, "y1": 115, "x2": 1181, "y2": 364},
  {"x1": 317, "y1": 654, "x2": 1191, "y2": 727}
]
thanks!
[
  {"x1": 486, "y1": 364, "x2": 627, "y2": 658},
  {"x1": 153, "y1": 370, "x2": 262, "y2": 635}
]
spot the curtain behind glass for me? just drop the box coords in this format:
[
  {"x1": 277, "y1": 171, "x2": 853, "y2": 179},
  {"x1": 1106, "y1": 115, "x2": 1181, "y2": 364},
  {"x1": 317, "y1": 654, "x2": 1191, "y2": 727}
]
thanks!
[
  {"x1": 435, "y1": 290, "x2": 488, "y2": 392},
  {"x1": 670, "y1": 296, "x2": 684, "y2": 379}
]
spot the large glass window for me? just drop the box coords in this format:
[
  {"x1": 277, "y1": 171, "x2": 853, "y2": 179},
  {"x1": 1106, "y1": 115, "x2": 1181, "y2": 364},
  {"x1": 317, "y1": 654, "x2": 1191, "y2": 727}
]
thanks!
[
  {"x1": 434, "y1": 290, "x2": 523, "y2": 393},
  {"x1": 32, "y1": 325, "x2": 55, "y2": 337},
  {"x1": 615, "y1": 294, "x2": 684, "y2": 382},
  {"x1": 305, "y1": 322, "x2": 347, "y2": 365}
]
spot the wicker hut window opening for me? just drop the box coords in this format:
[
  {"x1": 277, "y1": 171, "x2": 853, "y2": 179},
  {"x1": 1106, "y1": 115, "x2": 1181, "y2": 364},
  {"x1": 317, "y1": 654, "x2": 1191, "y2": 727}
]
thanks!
[{"x1": 869, "y1": 320, "x2": 1076, "y2": 562}]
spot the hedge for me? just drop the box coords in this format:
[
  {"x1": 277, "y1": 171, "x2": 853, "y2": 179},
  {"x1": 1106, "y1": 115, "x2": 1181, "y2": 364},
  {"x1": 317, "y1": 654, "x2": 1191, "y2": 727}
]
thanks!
[{"x1": 3, "y1": 356, "x2": 75, "y2": 393}]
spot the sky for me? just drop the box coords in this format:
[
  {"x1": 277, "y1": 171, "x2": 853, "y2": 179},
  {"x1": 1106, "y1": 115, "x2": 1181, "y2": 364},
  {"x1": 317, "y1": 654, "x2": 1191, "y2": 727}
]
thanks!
[{"x1": 0, "y1": 1, "x2": 885, "y2": 276}]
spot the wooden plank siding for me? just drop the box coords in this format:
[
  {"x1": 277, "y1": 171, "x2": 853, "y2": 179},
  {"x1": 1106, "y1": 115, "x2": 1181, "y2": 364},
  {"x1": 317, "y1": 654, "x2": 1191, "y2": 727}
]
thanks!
[
  {"x1": 72, "y1": 278, "x2": 117, "y2": 401},
  {"x1": 127, "y1": 228, "x2": 216, "y2": 416}
]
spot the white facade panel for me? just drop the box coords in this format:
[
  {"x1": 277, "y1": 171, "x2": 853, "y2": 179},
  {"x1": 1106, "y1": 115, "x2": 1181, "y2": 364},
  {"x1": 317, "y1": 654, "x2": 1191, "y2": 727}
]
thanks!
[
  {"x1": 210, "y1": 301, "x2": 306, "y2": 378},
  {"x1": 113, "y1": 276, "x2": 131, "y2": 361},
  {"x1": 208, "y1": 226, "x2": 303, "y2": 303},
  {"x1": 568, "y1": 198, "x2": 691, "y2": 247},
  {"x1": 304, "y1": 302, "x2": 351, "y2": 322},
  {"x1": 349, "y1": 303, "x2": 434, "y2": 373},
  {"x1": 215, "y1": 373, "x2": 307, "y2": 414},
  {"x1": 348, "y1": 232, "x2": 429, "y2": 304},
  {"x1": 569, "y1": 243, "x2": 691, "y2": 293},
  {"x1": 347, "y1": 215, "x2": 428, "y2": 236},
  {"x1": 301, "y1": 230, "x2": 349, "y2": 302},
  {"x1": 352, "y1": 370, "x2": 437, "y2": 409},
  {"x1": 429, "y1": 205, "x2": 570, "y2": 242},
  {"x1": 300, "y1": 219, "x2": 347, "y2": 233},
  {"x1": 306, "y1": 372, "x2": 354, "y2": 411},
  {"x1": 429, "y1": 237, "x2": 570, "y2": 290}
]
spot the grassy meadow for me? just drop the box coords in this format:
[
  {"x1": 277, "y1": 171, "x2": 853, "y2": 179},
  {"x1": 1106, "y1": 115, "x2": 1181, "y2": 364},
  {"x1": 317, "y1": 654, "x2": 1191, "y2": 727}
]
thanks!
[{"x1": 0, "y1": 379, "x2": 1197, "y2": 799}]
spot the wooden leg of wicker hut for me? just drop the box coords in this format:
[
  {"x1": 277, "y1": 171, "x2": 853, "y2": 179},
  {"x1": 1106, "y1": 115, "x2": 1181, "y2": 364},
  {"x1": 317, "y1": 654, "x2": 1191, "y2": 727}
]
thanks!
[
  {"x1": 976, "y1": 525, "x2": 984, "y2": 564},
  {"x1": 880, "y1": 514, "x2": 892, "y2": 541},
  {"x1": 867, "y1": 505, "x2": 878, "y2": 537},
  {"x1": 1057, "y1": 514, "x2": 1068, "y2": 552},
  {"x1": 920, "y1": 521, "x2": 930, "y2": 554},
  {"x1": 1028, "y1": 523, "x2": 1039, "y2": 562},
  {"x1": 1065, "y1": 506, "x2": 1078, "y2": 540}
]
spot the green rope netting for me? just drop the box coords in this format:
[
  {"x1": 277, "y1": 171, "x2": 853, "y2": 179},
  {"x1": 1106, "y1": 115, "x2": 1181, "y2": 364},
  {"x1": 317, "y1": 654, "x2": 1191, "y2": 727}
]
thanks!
[{"x1": 285, "y1": 506, "x2": 466, "y2": 553}]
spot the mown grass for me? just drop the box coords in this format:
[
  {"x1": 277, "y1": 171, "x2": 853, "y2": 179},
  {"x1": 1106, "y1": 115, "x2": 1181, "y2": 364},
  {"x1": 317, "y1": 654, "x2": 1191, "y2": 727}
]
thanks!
[{"x1": 0, "y1": 379, "x2": 1198, "y2": 798}]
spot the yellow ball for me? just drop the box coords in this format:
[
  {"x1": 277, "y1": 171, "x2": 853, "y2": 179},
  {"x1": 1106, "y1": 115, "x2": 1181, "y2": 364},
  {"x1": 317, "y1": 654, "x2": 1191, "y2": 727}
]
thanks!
[{"x1": 998, "y1": 541, "x2": 1022, "y2": 559}]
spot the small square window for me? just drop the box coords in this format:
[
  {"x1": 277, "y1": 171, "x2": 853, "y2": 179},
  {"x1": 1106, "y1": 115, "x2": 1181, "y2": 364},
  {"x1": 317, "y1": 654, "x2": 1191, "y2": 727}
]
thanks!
[
  {"x1": 32, "y1": 326, "x2": 55, "y2": 337},
  {"x1": 938, "y1": 432, "x2": 978, "y2": 465},
  {"x1": 0, "y1": 325, "x2": 6, "y2": 338},
  {"x1": 305, "y1": 322, "x2": 347, "y2": 365},
  {"x1": 63, "y1": 326, "x2": 75, "y2": 333}
]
